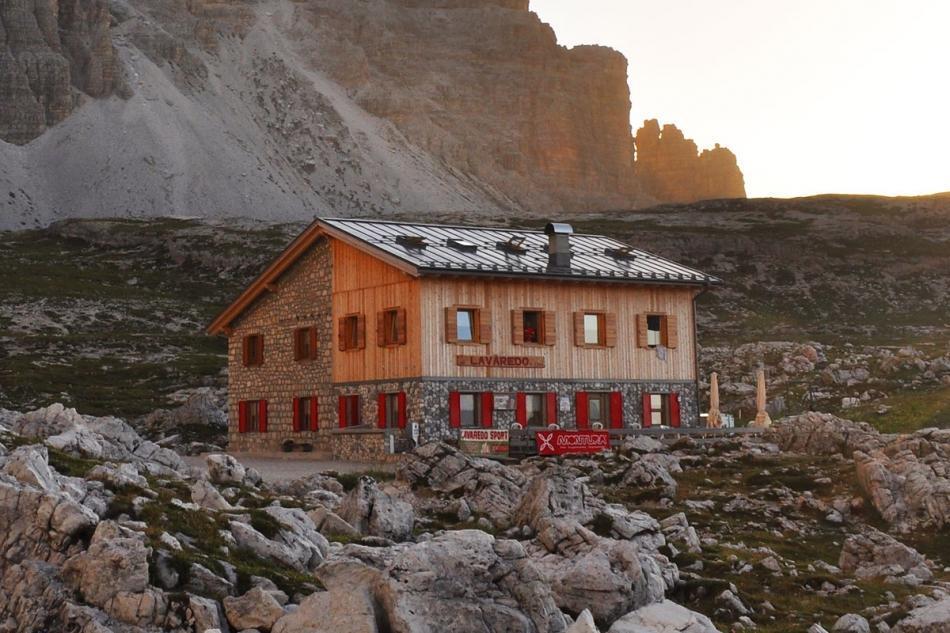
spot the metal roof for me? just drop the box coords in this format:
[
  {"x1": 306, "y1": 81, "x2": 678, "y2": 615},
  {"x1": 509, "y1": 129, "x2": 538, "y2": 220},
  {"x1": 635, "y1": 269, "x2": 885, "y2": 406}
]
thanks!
[{"x1": 319, "y1": 218, "x2": 721, "y2": 285}]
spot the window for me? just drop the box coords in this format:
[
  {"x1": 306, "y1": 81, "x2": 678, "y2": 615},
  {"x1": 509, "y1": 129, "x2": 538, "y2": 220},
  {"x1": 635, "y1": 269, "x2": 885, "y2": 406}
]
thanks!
[
  {"x1": 649, "y1": 394, "x2": 667, "y2": 427},
  {"x1": 584, "y1": 313, "x2": 604, "y2": 346},
  {"x1": 647, "y1": 315, "x2": 664, "y2": 347},
  {"x1": 340, "y1": 394, "x2": 361, "y2": 427},
  {"x1": 523, "y1": 310, "x2": 542, "y2": 344},
  {"x1": 457, "y1": 309, "x2": 476, "y2": 342},
  {"x1": 339, "y1": 314, "x2": 365, "y2": 351},
  {"x1": 239, "y1": 400, "x2": 266, "y2": 433},
  {"x1": 243, "y1": 334, "x2": 264, "y2": 366},
  {"x1": 294, "y1": 327, "x2": 317, "y2": 361},
  {"x1": 294, "y1": 397, "x2": 316, "y2": 432},
  {"x1": 384, "y1": 393, "x2": 399, "y2": 428},
  {"x1": 525, "y1": 393, "x2": 546, "y2": 427},
  {"x1": 378, "y1": 308, "x2": 407, "y2": 347},
  {"x1": 587, "y1": 392, "x2": 610, "y2": 427},
  {"x1": 459, "y1": 393, "x2": 480, "y2": 428}
]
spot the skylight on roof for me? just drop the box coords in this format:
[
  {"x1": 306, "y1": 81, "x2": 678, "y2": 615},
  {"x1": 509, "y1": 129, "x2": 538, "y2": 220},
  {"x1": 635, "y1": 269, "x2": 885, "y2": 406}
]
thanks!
[
  {"x1": 396, "y1": 234, "x2": 428, "y2": 249},
  {"x1": 496, "y1": 236, "x2": 528, "y2": 255},
  {"x1": 447, "y1": 237, "x2": 478, "y2": 253}
]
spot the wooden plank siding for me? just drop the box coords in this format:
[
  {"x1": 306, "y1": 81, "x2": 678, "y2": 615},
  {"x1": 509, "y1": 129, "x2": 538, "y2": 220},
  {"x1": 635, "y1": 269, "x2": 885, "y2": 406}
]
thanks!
[
  {"x1": 331, "y1": 240, "x2": 423, "y2": 382},
  {"x1": 419, "y1": 277, "x2": 698, "y2": 381}
]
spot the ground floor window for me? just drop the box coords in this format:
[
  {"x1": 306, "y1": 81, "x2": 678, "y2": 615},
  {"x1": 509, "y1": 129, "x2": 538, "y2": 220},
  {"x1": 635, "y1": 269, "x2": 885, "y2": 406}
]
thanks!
[
  {"x1": 339, "y1": 394, "x2": 361, "y2": 427},
  {"x1": 293, "y1": 397, "x2": 317, "y2": 432},
  {"x1": 378, "y1": 392, "x2": 407, "y2": 429},
  {"x1": 642, "y1": 393, "x2": 681, "y2": 428},
  {"x1": 238, "y1": 400, "x2": 267, "y2": 433},
  {"x1": 576, "y1": 391, "x2": 623, "y2": 429},
  {"x1": 449, "y1": 392, "x2": 494, "y2": 428},
  {"x1": 587, "y1": 392, "x2": 610, "y2": 427},
  {"x1": 516, "y1": 392, "x2": 556, "y2": 427}
]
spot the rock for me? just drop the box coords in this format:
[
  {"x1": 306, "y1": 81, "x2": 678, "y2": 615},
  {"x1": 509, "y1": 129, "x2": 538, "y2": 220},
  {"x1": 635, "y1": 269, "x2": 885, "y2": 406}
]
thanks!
[
  {"x1": 192, "y1": 480, "x2": 235, "y2": 511},
  {"x1": 223, "y1": 586, "x2": 284, "y2": 632},
  {"x1": 892, "y1": 597, "x2": 950, "y2": 632},
  {"x1": 838, "y1": 529, "x2": 933, "y2": 584},
  {"x1": 567, "y1": 609, "x2": 601, "y2": 633},
  {"x1": 767, "y1": 412, "x2": 886, "y2": 457},
  {"x1": 309, "y1": 507, "x2": 359, "y2": 539},
  {"x1": 398, "y1": 442, "x2": 527, "y2": 526},
  {"x1": 634, "y1": 119, "x2": 745, "y2": 204},
  {"x1": 62, "y1": 521, "x2": 149, "y2": 607},
  {"x1": 271, "y1": 588, "x2": 378, "y2": 633},
  {"x1": 207, "y1": 454, "x2": 247, "y2": 486},
  {"x1": 621, "y1": 436, "x2": 667, "y2": 455},
  {"x1": 607, "y1": 599, "x2": 720, "y2": 632},
  {"x1": 87, "y1": 462, "x2": 149, "y2": 490},
  {"x1": 833, "y1": 613, "x2": 871, "y2": 633},
  {"x1": 715, "y1": 589, "x2": 750, "y2": 618},
  {"x1": 337, "y1": 477, "x2": 414, "y2": 542},
  {"x1": 659, "y1": 513, "x2": 701, "y2": 554},
  {"x1": 185, "y1": 563, "x2": 235, "y2": 599},
  {"x1": 188, "y1": 594, "x2": 229, "y2": 633},
  {"x1": 620, "y1": 453, "x2": 681, "y2": 496},
  {"x1": 230, "y1": 510, "x2": 328, "y2": 573},
  {"x1": 250, "y1": 576, "x2": 289, "y2": 606},
  {"x1": 1, "y1": 445, "x2": 60, "y2": 492}
]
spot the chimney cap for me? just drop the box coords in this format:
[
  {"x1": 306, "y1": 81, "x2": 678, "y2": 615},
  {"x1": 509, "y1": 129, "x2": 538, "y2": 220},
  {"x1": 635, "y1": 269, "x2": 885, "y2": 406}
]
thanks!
[{"x1": 544, "y1": 222, "x2": 574, "y2": 235}]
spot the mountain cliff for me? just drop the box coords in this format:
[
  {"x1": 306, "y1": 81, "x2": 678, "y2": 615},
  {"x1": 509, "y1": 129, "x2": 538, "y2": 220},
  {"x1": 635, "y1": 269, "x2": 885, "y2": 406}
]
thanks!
[{"x1": 0, "y1": 0, "x2": 745, "y2": 230}]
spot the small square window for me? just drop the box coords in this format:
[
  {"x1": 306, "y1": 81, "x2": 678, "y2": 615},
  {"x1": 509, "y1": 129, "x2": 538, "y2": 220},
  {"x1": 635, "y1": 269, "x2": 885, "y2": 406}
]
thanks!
[
  {"x1": 457, "y1": 309, "x2": 476, "y2": 342},
  {"x1": 649, "y1": 393, "x2": 668, "y2": 426},
  {"x1": 295, "y1": 327, "x2": 316, "y2": 361},
  {"x1": 382, "y1": 310, "x2": 399, "y2": 346},
  {"x1": 384, "y1": 393, "x2": 399, "y2": 428},
  {"x1": 344, "y1": 395, "x2": 361, "y2": 426},
  {"x1": 583, "y1": 313, "x2": 604, "y2": 346},
  {"x1": 297, "y1": 397, "x2": 314, "y2": 430},
  {"x1": 588, "y1": 392, "x2": 610, "y2": 426},
  {"x1": 244, "y1": 334, "x2": 264, "y2": 366},
  {"x1": 647, "y1": 315, "x2": 664, "y2": 347},
  {"x1": 245, "y1": 400, "x2": 260, "y2": 432},
  {"x1": 523, "y1": 311, "x2": 542, "y2": 344}
]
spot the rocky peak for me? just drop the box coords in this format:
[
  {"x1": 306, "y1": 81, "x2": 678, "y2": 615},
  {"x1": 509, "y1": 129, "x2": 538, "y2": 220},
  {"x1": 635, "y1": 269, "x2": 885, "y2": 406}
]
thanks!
[{"x1": 634, "y1": 119, "x2": 746, "y2": 203}]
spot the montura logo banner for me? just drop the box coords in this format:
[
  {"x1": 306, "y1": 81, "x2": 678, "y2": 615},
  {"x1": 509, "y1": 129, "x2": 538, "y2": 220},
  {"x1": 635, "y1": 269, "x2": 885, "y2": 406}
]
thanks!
[{"x1": 535, "y1": 430, "x2": 611, "y2": 456}]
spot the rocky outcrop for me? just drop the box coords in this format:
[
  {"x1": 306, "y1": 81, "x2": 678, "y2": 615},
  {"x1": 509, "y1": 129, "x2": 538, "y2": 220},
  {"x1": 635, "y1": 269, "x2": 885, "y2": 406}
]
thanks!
[
  {"x1": 767, "y1": 412, "x2": 887, "y2": 457},
  {"x1": 892, "y1": 597, "x2": 950, "y2": 633},
  {"x1": 0, "y1": 0, "x2": 122, "y2": 144},
  {"x1": 222, "y1": 586, "x2": 284, "y2": 632},
  {"x1": 337, "y1": 476, "x2": 415, "y2": 542},
  {"x1": 838, "y1": 528, "x2": 933, "y2": 585},
  {"x1": 606, "y1": 599, "x2": 720, "y2": 633},
  {"x1": 634, "y1": 119, "x2": 746, "y2": 204}
]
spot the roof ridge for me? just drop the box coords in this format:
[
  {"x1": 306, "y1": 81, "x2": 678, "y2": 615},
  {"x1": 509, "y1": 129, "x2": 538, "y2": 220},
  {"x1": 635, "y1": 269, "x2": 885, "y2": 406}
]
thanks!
[{"x1": 318, "y1": 216, "x2": 608, "y2": 238}]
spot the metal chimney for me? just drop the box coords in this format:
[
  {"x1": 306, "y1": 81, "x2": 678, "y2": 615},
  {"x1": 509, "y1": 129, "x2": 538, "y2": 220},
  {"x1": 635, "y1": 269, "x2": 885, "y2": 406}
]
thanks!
[{"x1": 544, "y1": 222, "x2": 574, "y2": 271}]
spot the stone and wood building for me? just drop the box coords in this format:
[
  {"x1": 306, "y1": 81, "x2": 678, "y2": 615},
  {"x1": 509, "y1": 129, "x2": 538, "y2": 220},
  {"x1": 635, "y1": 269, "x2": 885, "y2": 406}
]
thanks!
[{"x1": 207, "y1": 218, "x2": 720, "y2": 460}]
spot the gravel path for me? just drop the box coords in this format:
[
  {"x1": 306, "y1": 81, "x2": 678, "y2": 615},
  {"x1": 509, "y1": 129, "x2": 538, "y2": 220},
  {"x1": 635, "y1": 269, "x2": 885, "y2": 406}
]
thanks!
[{"x1": 183, "y1": 454, "x2": 397, "y2": 483}]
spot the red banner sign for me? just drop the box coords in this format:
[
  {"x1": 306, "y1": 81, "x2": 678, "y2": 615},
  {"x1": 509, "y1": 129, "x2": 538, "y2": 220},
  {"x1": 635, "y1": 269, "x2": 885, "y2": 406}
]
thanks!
[{"x1": 535, "y1": 430, "x2": 611, "y2": 455}]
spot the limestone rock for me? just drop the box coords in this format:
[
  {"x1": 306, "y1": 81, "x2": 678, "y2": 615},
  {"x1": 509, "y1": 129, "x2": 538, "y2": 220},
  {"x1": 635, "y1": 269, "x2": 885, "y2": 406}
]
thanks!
[
  {"x1": 634, "y1": 119, "x2": 745, "y2": 204},
  {"x1": 192, "y1": 479, "x2": 234, "y2": 511},
  {"x1": 832, "y1": 613, "x2": 870, "y2": 633},
  {"x1": 309, "y1": 507, "x2": 359, "y2": 539},
  {"x1": 207, "y1": 453, "x2": 247, "y2": 486},
  {"x1": 1, "y1": 445, "x2": 60, "y2": 492},
  {"x1": 337, "y1": 476, "x2": 414, "y2": 542},
  {"x1": 222, "y1": 586, "x2": 284, "y2": 632},
  {"x1": 187, "y1": 594, "x2": 229, "y2": 633},
  {"x1": 892, "y1": 597, "x2": 950, "y2": 632},
  {"x1": 767, "y1": 412, "x2": 886, "y2": 457},
  {"x1": 606, "y1": 599, "x2": 720, "y2": 633},
  {"x1": 271, "y1": 588, "x2": 378, "y2": 633},
  {"x1": 567, "y1": 609, "x2": 601, "y2": 633},
  {"x1": 62, "y1": 521, "x2": 150, "y2": 608},
  {"x1": 838, "y1": 529, "x2": 932, "y2": 584}
]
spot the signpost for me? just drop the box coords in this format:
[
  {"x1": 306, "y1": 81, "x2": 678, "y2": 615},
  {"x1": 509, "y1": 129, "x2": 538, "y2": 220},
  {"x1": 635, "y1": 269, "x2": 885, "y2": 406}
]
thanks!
[
  {"x1": 534, "y1": 430, "x2": 611, "y2": 456},
  {"x1": 460, "y1": 429, "x2": 510, "y2": 457},
  {"x1": 456, "y1": 355, "x2": 545, "y2": 369}
]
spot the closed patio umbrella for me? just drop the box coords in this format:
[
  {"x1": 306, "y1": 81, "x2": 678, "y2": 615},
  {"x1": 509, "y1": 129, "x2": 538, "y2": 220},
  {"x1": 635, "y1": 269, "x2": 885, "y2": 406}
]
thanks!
[
  {"x1": 708, "y1": 372, "x2": 721, "y2": 428},
  {"x1": 752, "y1": 367, "x2": 772, "y2": 428}
]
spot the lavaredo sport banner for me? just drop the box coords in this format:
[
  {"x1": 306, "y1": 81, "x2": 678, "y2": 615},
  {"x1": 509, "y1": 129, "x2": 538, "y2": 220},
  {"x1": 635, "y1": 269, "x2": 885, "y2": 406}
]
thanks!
[
  {"x1": 535, "y1": 430, "x2": 611, "y2": 455},
  {"x1": 460, "y1": 429, "x2": 510, "y2": 456}
]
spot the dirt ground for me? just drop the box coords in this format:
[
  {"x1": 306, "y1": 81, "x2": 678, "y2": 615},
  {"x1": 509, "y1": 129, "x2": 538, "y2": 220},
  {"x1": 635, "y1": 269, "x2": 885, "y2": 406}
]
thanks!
[{"x1": 183, "y1": 453, "x2": 397, "y2": 483}]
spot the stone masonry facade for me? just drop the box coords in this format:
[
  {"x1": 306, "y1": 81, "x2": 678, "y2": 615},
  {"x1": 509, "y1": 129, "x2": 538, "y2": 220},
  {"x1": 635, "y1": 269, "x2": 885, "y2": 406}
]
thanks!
[{"x1": 227, "y1": 238, "x2": 335, "y2": 453}]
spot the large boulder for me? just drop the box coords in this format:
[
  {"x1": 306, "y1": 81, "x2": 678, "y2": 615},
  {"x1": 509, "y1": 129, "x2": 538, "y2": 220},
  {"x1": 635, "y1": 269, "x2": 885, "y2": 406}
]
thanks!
[
  {"x1": 620, "y1": 453, "x2": 681, "y2": 496},
  {"x1": 767, "y1": 412, "x2": 886, "y2": 457},
  {"x1": 606, "y1": 600, "x2": 720, "y2": 633},
  {"x1": 207, "y1": 454, "x2": 247, "y2": 486},
  {"x1": 191, "y1": 480, "x2": 234, "y2": 511},
  {"x1": 272, "y1": 588, "x2": 378, "y2": 633},
  {"x1": 337, "y1": 477, "x2": 414, "y2": 542},
  {"x1": 892, "y1": 597, "x2": 950, "y2": 633},
  {"x1": 223, "y1": 586, "x2": 284, "y2": 632},
  {"x1": 1, "y1": 445, "x2": 61, "y2": 492},
  {"x1": 230, "y1": 508, "x2": 328, "y2": 573},
  {"x1": 398, "y1": 442, "x2": 528, "y2": 526},
  {"x1": 838, "y1": 529, "x2": 932, "y2": 584},
  {"x1": 62, "y1": 521, "x2": 150, "y2": 607}
]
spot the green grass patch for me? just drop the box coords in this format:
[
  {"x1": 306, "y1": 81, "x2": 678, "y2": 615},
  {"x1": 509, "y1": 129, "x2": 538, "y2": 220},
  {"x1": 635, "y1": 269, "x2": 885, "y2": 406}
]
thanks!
[{"x1": 848, "y1": 385, "x2": 950, "y2": 433}]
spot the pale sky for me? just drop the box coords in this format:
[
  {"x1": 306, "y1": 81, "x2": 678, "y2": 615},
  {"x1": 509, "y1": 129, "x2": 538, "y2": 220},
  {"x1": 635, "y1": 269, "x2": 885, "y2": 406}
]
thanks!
[{"x1": 531, "y1": 0, "x2": 950, "y2": 198}]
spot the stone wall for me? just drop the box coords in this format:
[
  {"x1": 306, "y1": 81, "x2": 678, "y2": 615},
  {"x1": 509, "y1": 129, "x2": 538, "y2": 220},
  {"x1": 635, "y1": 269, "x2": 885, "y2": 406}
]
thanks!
[
  {"x1": 227, "y1": 238, "x2": 335, "y2": 453},
  {"x1": 330, "y1": 429, "x2": 402, "y2": 463}
]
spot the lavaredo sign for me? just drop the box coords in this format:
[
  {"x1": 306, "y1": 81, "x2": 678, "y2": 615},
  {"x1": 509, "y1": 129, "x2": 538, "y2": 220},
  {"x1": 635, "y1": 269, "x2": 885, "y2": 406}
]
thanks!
[
  {"x1": 535, "y1": 430, "x2": 611, "y2": 456},
  {"x1": 460, "y1": 429, "x2": 510, "y2": 457}
]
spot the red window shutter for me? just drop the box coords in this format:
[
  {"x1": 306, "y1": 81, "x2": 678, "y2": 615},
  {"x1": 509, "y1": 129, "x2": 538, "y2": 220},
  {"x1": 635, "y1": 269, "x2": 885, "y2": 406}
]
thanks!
[
  {"x1": 545, "y1": 392, "x2": 558, "y2": 426},
  {"x1": 292, "y1": 397, "x2": 301, "y2": 432},
  {"x1": 310, "y1": 397, "x2": 319, "y2": 431},
  {"x1": 670, "y1": 393, "x2": 681, "y2": 428},
  {"x1": 378, "y1": 393, "x2": 388, "y2": 429},
  {"x1": 397, "y1": 392, "x2": 407, "y2": 429},
  {"x1": 448, "y1": 391, "x2": 461, "y2": 428},
  {"x1": 609, "y1": 392, "x2": 623, "y2": 429},
  {"x1": 338, "y1": 396, "x2": 347, "y2": 429},
  {"x1": 259, "y1": 400, "x2": 268, "y2": 433},
  {"x1": 238, "y1": 401, "x2": 248, "y2": 433},
  {"x1": 575, "y1": 392, "x2": 589, "y2": 429},
  {"x1": 642, "y1": 393, "x2": 652, "y2": 428},
  {"x1": 480, "y1": 392, "x2": 494, "y2": 428},
  {"x1": 515, "y1": 392, "x2": 527, "y2": 426}
]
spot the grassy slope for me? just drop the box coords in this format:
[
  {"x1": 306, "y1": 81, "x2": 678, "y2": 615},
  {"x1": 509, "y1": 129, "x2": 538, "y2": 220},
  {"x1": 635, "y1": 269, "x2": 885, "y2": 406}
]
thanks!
[{"x1": 0, "y1": 194, "x2": 947, "y2": 426}]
